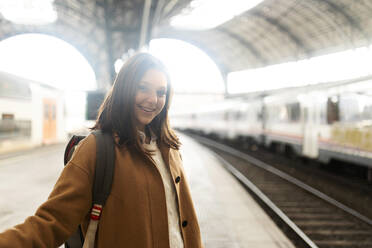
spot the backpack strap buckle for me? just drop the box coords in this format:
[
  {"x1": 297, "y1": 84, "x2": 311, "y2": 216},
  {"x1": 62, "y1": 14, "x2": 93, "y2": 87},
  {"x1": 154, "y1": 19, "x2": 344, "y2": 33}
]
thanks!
[{"x1": 90, "y1": 204, "x2": 103, "y2": 220}]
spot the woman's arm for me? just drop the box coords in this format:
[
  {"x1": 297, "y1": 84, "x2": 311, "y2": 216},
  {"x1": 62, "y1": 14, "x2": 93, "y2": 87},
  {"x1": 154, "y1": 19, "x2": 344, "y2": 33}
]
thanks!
[{"x1": 0, "y1": 135, "x2": 96, "y2": 248}]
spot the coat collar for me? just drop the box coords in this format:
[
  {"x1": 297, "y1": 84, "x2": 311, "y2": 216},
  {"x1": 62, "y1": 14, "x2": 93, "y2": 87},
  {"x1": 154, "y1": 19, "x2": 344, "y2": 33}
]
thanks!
[{"x1": 158, "y1": 141, "x2": 170, "y2": 167}]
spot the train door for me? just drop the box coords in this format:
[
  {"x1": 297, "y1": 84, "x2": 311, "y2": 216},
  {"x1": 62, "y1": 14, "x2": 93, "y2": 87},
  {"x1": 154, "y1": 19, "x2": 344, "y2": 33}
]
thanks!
[
  {"x1": 42, "y1": 98, "x2": 57, "y2": 144},
  {"x1": 302, "y1": 95, "x2": 320, "y2": 158}
]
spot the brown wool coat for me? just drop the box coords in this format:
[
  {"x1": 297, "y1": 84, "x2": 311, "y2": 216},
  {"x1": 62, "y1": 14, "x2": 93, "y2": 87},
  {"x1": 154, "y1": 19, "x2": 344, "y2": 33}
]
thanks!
[{"x1": 0, "y1": 134, "x2": 204, "y2": 248}]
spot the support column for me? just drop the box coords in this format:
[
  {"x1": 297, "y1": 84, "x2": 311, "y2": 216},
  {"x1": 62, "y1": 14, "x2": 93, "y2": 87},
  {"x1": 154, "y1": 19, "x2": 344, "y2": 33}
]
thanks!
[
  {"x1": 220, "y1": 70, "x2": 229, "y2": 97},
  {"x1": 103, "y1": 0, "x2": 115, "y2": 85},
  {"x1": 138, "y1": 0, "x2": 152, "y2": 50}
]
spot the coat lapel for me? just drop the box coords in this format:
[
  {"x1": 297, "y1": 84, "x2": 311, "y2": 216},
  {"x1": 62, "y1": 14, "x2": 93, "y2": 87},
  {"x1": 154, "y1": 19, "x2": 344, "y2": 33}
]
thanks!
[{"x1": 159, "y1": 143, "x2": 181, "y2": 182}]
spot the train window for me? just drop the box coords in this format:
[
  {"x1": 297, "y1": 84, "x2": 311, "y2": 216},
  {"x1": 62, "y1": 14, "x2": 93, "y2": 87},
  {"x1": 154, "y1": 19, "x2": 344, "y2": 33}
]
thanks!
[
  {"x1": 327, "y1": 96, "x2": 340, "y2": 124},
  {"x1": 268, "y1": 106, "x2": 280, "y2": 122},
  {"x1": 224, "y1": 112, "x2": 228, "y2": 121},
  {"x1": 339, "y1": 92, "x2": 372, "y2": 122},
  {"x1": 320, "y1": 104, "x2": 327, "y2": 124},
  {"x1": 286, "y1": 103, "x2": 300, "y2": 122},
  {"x1": 257, "y1": 111, "x2": 262, "y2": 121},
  {"x1": 52, "y1": 105, "x2": 56, "y2": 120},
  {"x1": 279, "y1": 106, "x2": 288, "y2": 122},
  {"x1": 303, "y1": 108, "x2": 308, "y2": 123},
  {"x1": 358, "y1": 94, "x2": 372, "y2": 121},
  {"x1": 235, "y1": 111, "x2": 241, "y2": 120}
]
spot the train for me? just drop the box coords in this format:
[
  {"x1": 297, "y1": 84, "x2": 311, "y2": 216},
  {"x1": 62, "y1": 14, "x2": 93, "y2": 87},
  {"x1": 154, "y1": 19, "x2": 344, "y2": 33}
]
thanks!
[{"x1": 173, "y1": 75, "x2": 372, "y2": 180}]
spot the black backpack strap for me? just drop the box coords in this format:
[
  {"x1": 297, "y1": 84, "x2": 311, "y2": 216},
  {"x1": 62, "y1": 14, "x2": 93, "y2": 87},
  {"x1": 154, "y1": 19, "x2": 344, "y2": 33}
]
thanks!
[
  {"x1": 64, "y1": 226, "x2": 84, "y2": 248},
  {"x1": 65, "y1": 131, "x2": 115, "y2": 248},
  {"x1": 64, "y1": 135, "x2": 85, "y2": 165},
  {"x1": 91, "y1": 130, "x2": 115, "y2": 207}
]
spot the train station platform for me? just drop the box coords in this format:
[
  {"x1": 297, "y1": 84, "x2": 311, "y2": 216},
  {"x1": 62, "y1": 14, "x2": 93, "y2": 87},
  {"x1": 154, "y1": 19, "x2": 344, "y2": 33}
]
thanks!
[
  {"x1": 179, "y1": 133, "x2": 295, "y2": 248},
  {"x1": 0, "y1": 133, "x2": 294, "y2": 248}
]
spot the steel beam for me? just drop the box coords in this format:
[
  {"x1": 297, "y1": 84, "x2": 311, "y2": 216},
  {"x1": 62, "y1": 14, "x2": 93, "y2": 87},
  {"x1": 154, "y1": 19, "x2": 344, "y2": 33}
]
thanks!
[
  {"x1": 138, "y1": 0, "x2": 152, "y2": 49},
  {"x1": 251, "y1": 12, "x2": 310, "y2": 56},
  {"x1": 311, "y1": 0, "x2": 369, "y2": 45},
  {"x1": 103, "y1": 0, "x2": 115, "y2": 84},
  {"x1": 217, "y1": 27, "x2": 267, "y2": 66}
]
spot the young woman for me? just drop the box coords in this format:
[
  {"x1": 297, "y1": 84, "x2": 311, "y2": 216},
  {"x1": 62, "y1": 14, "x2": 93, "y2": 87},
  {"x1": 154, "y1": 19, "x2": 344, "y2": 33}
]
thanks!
[{"x1": 0, "y1": 53, "x2": 204, "y2": 248}]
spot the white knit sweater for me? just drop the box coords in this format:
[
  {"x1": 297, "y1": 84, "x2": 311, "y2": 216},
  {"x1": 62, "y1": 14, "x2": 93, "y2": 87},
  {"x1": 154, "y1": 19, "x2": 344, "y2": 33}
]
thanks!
[{"x1": 140, "y1": 132, "x2": 184, "y2": 248}]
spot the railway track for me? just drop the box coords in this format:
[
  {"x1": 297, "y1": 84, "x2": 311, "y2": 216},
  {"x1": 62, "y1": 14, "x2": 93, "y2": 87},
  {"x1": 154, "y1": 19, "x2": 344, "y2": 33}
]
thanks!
[{"x1": 191, "y1": 134, "x2": 372, "y2": 248}]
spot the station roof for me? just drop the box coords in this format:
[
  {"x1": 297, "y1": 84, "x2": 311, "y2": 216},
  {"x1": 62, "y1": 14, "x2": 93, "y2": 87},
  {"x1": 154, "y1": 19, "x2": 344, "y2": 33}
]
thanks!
[
  {"x1": 158, "y1": 0, "x2": 372, "y2": 75},
  {"x1": 1, "y1": 0, "x2": 372, "y2": 87},
  {"x1": 0, "y1": 0, "x2": 192, "y2": 87}
]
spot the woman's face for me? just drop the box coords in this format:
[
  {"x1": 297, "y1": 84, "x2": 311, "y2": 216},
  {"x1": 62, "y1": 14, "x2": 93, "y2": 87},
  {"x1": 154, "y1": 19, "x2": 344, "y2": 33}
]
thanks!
[{"x1": 134, "y1": 69, "x2": 168, "y2": 131}]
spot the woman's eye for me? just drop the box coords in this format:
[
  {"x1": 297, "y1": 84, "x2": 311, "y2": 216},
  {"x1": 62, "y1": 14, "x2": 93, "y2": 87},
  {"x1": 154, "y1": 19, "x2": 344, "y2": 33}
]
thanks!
[
  {"x1": 157, "y1": 90, "x2": 166, "y2": 97},
  {"x1": 138, "y1": 85, "x2": 148, "y2": 91}
]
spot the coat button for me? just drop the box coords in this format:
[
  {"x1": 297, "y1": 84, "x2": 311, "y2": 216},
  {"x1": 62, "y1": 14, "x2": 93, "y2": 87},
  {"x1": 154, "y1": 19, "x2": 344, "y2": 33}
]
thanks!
[
  {"x1": 182, "y1": 220, "x2": 188, "y2": 227},
  {"x1": 175, "y1": 176, "x2": 181, "y2": 183}
]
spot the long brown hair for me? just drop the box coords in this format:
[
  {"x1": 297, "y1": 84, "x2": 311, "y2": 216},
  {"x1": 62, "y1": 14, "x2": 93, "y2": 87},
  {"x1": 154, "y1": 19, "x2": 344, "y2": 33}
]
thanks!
[{"x1": 91, "y1": 53, "x2": 180, "y2": 156}]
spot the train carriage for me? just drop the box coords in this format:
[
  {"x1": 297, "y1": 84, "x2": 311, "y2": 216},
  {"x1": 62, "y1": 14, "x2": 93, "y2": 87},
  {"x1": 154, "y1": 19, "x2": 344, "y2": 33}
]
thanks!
[{"x1": 174, "y1": 75, "x2": 372, "y2": 178}]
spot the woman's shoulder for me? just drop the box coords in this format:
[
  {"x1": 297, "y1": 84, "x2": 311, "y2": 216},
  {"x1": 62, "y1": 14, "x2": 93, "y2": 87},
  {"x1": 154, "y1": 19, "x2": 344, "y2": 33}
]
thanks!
[
  {"x1": 167, "y1": 144, "x2": 183, "y2": 162},
  {"x1": 67, "y1": 133, "x2": 97, "y2": 175}
]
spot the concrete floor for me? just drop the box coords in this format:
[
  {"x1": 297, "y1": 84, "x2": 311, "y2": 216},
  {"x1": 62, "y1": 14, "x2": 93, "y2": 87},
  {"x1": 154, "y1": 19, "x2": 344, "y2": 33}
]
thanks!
[
  {"x1": 179, "y1": 134, "x2": 295, "y2": 248},
  {"x1": 0, "y1": 134, "x2": 295, "y2": 248}
]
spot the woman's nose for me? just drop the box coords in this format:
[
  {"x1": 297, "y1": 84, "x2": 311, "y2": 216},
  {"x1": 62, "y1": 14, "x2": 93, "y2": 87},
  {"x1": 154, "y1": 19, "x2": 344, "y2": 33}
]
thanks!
[{"x1": 146, "y1": 90, "x2": 158, "y2": 104}]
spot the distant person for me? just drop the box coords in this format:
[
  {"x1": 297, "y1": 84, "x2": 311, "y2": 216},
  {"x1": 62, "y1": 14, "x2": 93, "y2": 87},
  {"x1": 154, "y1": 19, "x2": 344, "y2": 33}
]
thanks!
[{"x1": 0, "y1": 53, "x2": 203, "y2": 248}]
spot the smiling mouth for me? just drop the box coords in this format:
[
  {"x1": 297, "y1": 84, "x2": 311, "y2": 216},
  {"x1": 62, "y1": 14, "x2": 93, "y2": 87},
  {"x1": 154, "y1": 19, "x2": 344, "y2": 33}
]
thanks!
[{"x1": 138, "y1": 105, "x2": 156, "y2": 112}]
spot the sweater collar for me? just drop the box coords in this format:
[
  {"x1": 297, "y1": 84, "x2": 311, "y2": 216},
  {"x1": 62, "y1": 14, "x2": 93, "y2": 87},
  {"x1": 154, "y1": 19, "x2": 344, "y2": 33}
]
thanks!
[{"x1": 138, "y1": 129, "x2": 157, "y2": 144}]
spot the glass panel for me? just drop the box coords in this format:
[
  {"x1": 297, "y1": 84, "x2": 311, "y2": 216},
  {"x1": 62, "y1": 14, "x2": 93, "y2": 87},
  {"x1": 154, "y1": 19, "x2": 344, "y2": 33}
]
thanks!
[
  {"x1": 44, "y1": 104, "x2": 50, "y2": 119},
  {"x1": 327, "y1": 96, "x2": 340, "y2": 124},
  {"x1": 52, "y1": 105, "x2": 56, "y2": 120},
  {"x1": 339, "y1": 93, "x2": 372, "y2": 123},
  {"x1": 0, "y1": 119, "x2": 31, "y2": 139}
]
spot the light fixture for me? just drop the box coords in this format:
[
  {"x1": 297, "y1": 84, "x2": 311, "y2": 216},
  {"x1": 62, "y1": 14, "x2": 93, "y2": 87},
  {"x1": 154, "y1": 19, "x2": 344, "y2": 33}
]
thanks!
[{"x1": 170, "y1": 0, "x2": 263, "y2": 30}]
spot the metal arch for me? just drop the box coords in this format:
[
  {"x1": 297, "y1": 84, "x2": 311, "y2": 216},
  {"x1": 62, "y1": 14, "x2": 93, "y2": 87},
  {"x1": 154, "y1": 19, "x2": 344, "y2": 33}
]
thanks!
[
  {"x1": 297, "y1": 0, "x2": 353, "y2": 48},
  {"x1": 360, "y1": 0, "x2": 372, "y2": 14},
  {"x1": 0, "y1": 24, "x2": 104, "y2": 64},
  {"x1": 183, "y1": 38, "x2": 231, "y2": 74},
  {"x1": 53, "y1": 1, "x2": 105, "y2": 29},
  {"x1": 0, "y1": 28, "x2": 107, "y2": 88},
  {"x1": 154, "y1": 32, "x2": 231, "y2": 92},
  {"x1": 187, "y1": 40, "x2": 231, "y2": 96},
  {"x1": 159, "y1": 32, "x2": 231, "y2": 73},
  {"x1": 55, "y1": 0, "x2": 141, "y2": 33},
  {"x1": 52, "y1": 17, "x2": 107, "y2": 55},
  {"x1": 55, "y1": 11, "x2": 102, "y2": 39},
  {"x1": 162, "y1": 0, "x2": 192, "y2": 20},
  {"x1": 216, "y1": 27, "x2": 268, "y2": 66},
  {"x1": 54, "y1": 3, "x2": 111, "y2": 56},
  {"x1": 311, "y1": 0, "x2": 369, "y2": 45},
  {"x1": 282, "y1": 3, "x2": 328, "y2": 54},
  {"x1": 251, "y1": 11, "x2": 311, "y2": 57},
  {"x1": 162, "y1": 0, "x2": 180, "y2": 18},
  {"x1": 244, "y1": 2, "x2": 311, "y2": 61},
  {"x1": 152, "y1": 0, "x2": 166, "y2": 26},
  {"x1": 236, "y1": 14, "x2": 287, "y2": 66}
]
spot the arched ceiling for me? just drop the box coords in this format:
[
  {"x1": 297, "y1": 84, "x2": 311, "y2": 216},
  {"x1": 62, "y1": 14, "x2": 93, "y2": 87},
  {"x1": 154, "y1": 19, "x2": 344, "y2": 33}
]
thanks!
[
  {"x1": 1, "y1": 0, "x2": 372, "y2": 90},
  {"x1": 156, "y1": 0, "x2": 372, "y2": 76},
  {"x1": 0, "y1": 0, "x2": 192, "y2": 89}
]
